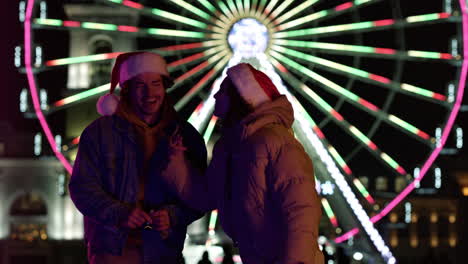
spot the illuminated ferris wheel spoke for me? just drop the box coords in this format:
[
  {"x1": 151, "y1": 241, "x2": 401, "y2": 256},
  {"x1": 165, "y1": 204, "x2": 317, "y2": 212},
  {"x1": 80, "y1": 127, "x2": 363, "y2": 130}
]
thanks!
[
  {"x1": 263, "y1": 0, "x2": 280, "y2": 16},
  {"x1": 44, "y1": 52, "x2": 123, "y2": 67},
  {"x1": 274, "y1": 0, "x2": 379, "y2": 30},
  {"x1": 169, "y1": 0, "x2": 216, "y2": 22},
  {"x1": 169, "y1": 49, "x2": 229, "y2": 92},
  {"x1": 272, "y1": 44, "x2": 449, "y2": 104},
  {"x1": 158, "y1": 41, "x2": 223, "y2": 54},
  {"x1": 234, "y1": 0, "x2": 245, "y2": 16},
  {"x1": 174, "y1": 53, "x2": 231, "y2": 110},
  {"x1": 321, "y1": 198, "x2": 339, "y2": 227},
  {"x1": 226, "y1": 0, "x2": 241, "y2": 17},
  {"x1": 203, "y1": 115, "x2": 219, "y2": 143},
  {"x1": 44, "y1": 42, "x2": 220, "y2": 68},
  {"x1": 271, "y1": 0, "x2": 320, "y2": 26},
  {"x1": 215, "y1": 1, "x2": 235, "y2": 20},
  {"x1": 167, "y1": 44, "x2": 224, "y2": 72},
  {"x1": 277, "y1": 69, "x2": 407, "y2": 176},
  {"x1": 33, "y1": 18, "x2": 208, "y2": 40},
  {"x1": 51, "y1": 84, "x2": 110, "y2": 111},
  {"x1": 268, "y1": 0, "x2": 294, "y2": 21},
  {"x1": 274, "y1": 13, "x2": 452, "y2": 38},
  {"x1": 243, "y1": 0, "x2": 251, "y2": 16},
  {"x1": 270, "y1": 49, "x2": 434, "y2": 145},
  {"x1": 100, "y1": 0, "x2": 218, "y2": 31},
  {"x1": 254, "y1": 0, "x2": 267, "y2": 17},
  {"x1": 273, "y1": 39, "x2": 456, "y2": 62},
  {"x1": 197, "y1": 0, "x2": 217, "y2": 14}
]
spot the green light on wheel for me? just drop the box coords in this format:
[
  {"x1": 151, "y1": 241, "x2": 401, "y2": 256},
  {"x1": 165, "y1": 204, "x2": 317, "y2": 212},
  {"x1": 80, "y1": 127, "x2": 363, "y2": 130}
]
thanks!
[
  {"x1": 82, "y1": 22, "x2": 118, "y2": 31},
  {"x1": 354, "y1": 0, "x2": 373, "y2": 5},
  {"x1": 151, "y1": 8, "x2": 207, "y2": 29},
  {"x1": 198, "y1": 0, "x2": 216, "y2": 13},
  {"x1": 401, "y1": 84, "x2": 435, "y2": 98},
  {"x1": 407, "y1": 50, "x2": 441, "y2": 59},
  {"x1": 35, "y1": 18, "x2": 63, "y2": 26},
  {"x1": 147, "y1": 28, "x2": 205, "y2": 38},
  {"x1": 106, "y1": 0, "x2": 123, "y2": 3},
  {"x1": 276, "y1": 21, "x2": 373, "y2": 38},
  {"x1": 54, "y1": 84, "x2": 110, "y2": 107},
  {"x1": 381, "y1": 153, "x2": 399, "y2": 169},
  {"x1": 388, "y1": 115, "x2": 419, "y2": 134},
  {"x1": 406, "y1": 13, "x2": 441, "y2": 23}
]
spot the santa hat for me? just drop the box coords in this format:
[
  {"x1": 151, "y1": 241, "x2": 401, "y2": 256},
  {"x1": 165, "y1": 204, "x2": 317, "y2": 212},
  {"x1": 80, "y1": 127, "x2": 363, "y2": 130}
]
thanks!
[
  {"x1": 97, "y1": 51, "x2": 170, "y2": 116},
  {"x1": 226, "y1": 63, "x2": 281, "y2": 107}
]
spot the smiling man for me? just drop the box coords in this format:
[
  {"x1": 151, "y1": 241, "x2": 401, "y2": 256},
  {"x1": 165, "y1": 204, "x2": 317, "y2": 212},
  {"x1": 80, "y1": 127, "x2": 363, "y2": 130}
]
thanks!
[{"x1": 69, "y1": 52, "x2": 207, "y2": 264}]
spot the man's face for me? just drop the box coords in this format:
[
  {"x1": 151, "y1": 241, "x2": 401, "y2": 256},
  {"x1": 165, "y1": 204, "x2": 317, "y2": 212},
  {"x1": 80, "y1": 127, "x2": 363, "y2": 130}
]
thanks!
[
  {"x1": 213, "y1": 78, "x2": 231, "y2": 118},
  {"x1": 128, "y1": 72, "x2": 166, "y2": 119}
]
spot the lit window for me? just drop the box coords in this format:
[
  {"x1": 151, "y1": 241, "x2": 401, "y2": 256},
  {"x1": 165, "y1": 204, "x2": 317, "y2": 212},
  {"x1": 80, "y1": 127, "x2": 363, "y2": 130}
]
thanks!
[{"x1": 375, "y1": 176, "x2": 388, "y2": 191}]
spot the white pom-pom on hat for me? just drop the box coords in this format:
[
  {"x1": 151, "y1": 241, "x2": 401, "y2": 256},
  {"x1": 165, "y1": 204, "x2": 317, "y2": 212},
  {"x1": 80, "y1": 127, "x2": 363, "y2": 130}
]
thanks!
[
  {"x1": 96, "y1": 93, "x2": 120, "y2": 116},
  {"x1": 96, "y1": 51, "x2": 170, "y2": 116}
]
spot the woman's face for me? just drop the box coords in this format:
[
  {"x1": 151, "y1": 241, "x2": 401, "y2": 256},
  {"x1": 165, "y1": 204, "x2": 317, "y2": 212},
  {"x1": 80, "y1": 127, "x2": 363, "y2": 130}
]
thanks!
[{"x1": 213, "y1": 78, "x2": 231, "y2": 118}]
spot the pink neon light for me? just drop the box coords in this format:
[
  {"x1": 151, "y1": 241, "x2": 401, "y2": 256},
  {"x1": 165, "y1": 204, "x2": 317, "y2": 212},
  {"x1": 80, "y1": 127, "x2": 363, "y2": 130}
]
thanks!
[
  {"x1": 358, "y1": 98, "x2": 380, "y2": 112},
  {"x1": 25, "y1": 0, "x2": 72, "y2": 174},
  {"x1": 313, "y1": 126, "x2": 325, "y2": 139},
  {"x1": 432, "y1": 93, "x2": 447, "y2": 101},
  {"x1": 440, "y1": 53, "x2": 453, "y2": 59},
  {"x1": 438, "y1": 12, "x2": 451, "y2": 19},
  {"x1": 375, "y1": 47, "x2": 397, "y2": 54},
  {"x1": 343, "y1": 165, "x2": 352, "y2": 175},
  {"x1": 331, "y1": 110, "x2": 344, "y2": 121},
  {"x1": 158, "y1": 42, "x2": 204, "y2": 51},
  {"x1": 168, "y1": 52, "x2": 205, "y2": 68},
  {"x1": 336, "y1": 0, "x2": 467, "y2": 243},
  {"x1": 123, "y1": 0, "x2": 143, "y2": 9},
  {"x1": 365, "y1": 195, "x2": 375, "y2": 204},
  {"x1": 63, "y1": 20, "x2": 80, "y2": 27},
  {"x1": 330, "y1": 217, "x2": 338, "y2": 227},
  {"x1": 335, "y1": 2, "x2": 353, "y2": 11},
  {"x1": 417, "y1": 130, "x2": 431, "y2": 140},
  {"x1": 72, "y1": 137, "x2": 80, "y2": 145},
  {"x1": 118, "y1": 25, "x2": 139, "y2": 32},
  {"x1": 369, "y1": 74, "x2": 391, "y2": 84},
  {"x1": 275, "y1": 62, "x2": 288, "y2": 73},
  {"x1": 373, "y1": 19, "x2": 395, "y2": 27},
  {"x1": 396, "y1": 166, "x2": 406, "y2": 175},
  {"x1": 368, "y1": 141, "x2": 378, "y2": 151}
]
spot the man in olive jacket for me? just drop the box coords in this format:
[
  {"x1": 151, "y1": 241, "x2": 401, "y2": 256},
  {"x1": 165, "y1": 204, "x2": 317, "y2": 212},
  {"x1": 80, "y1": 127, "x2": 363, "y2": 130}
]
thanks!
[{"x1": 69, "y1": 52, "x2": 206, "y2": 264}]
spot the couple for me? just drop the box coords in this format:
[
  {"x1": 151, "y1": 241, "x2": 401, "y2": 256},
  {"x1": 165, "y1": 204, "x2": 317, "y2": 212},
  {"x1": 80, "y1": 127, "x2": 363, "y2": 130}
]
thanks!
[{"x1": 69, "y1": 52, "x2": 323, "y2": 264}]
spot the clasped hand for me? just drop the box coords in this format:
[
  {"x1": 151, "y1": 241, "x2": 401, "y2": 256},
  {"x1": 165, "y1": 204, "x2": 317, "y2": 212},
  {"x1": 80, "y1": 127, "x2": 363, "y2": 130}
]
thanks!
[{"x1": 121, "y1": 207, "x2": 171, "y2": 239}]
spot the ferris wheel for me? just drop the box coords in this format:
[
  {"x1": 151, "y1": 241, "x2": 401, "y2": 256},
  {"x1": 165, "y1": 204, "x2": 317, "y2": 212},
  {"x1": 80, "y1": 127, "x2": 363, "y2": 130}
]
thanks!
[{"x1": 20, "y1": 0, "x2": 467, "y2": 263}]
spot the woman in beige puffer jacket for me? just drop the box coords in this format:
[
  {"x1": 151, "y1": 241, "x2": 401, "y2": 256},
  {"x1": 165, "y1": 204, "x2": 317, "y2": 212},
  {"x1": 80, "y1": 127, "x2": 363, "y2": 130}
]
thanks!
[{"x1": 162, "y1": 63, "x2": 324, "y2": 264}]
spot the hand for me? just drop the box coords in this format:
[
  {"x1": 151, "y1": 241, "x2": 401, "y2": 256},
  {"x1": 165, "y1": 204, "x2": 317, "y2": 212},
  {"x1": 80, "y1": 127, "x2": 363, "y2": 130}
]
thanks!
[
  {"x1": 169, "y1": 126, "x2": 187, "y2": 156},
  {"x1": 150, "y1": 209, "x2": 171, "y2": 239},
  {"x1": 121, "y1": 207, "x2": 152, "y2": 229}
]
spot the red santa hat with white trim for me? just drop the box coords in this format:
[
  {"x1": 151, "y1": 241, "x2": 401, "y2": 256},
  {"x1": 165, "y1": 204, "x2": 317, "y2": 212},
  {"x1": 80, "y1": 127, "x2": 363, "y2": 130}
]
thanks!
[
  {"x1": 226, "y1": 63, "x2": 282, "y2": 107},
  {"x1": 96, "y1": 51, "x2": 171, "y2": 116}
]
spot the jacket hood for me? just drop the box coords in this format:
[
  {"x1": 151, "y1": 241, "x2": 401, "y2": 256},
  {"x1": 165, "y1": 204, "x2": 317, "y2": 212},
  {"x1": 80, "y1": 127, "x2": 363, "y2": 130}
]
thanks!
[{"x1": 237, "y1": 95, "x2": 294, "y2": 140}]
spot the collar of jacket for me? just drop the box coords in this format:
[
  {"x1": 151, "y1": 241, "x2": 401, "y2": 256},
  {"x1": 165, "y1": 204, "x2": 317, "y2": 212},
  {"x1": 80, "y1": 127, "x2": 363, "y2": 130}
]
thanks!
[
  {"x1": 111, "y1": 114, "x2": 139, "y2": 146},
  {"x1": 227, "y1": 95, "x2": 294, "y2": 142}
]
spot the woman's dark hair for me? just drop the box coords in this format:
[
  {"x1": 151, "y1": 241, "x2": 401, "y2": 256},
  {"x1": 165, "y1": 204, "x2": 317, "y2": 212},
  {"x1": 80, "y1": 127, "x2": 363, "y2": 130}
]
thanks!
[{"x1": 222, "y1": 77, "x2": 254, "y2": 126}]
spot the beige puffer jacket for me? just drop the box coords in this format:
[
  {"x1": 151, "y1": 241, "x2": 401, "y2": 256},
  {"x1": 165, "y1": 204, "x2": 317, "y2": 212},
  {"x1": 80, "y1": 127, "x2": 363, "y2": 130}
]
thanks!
[
  {"x1": 208, "y1": 96, "x2": 324, "y2": 264},
  {"x1": 160, "y1": 96, "x2": 324, "y2": 263}
]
